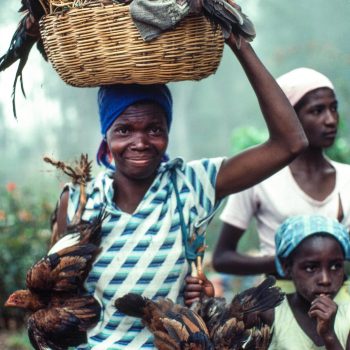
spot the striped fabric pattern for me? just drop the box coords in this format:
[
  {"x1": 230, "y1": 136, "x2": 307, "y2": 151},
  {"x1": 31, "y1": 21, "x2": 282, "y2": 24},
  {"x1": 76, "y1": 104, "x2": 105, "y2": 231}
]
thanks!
[{"x1": 64, "y1": 157, "x2": 223, "y2": 350}]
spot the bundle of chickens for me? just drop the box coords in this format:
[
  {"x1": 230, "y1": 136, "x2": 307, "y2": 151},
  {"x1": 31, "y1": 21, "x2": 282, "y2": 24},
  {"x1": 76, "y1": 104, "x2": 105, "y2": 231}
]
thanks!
[
  {"x1": 4, "y1": 154, "x2": 103, "y2": 349},
  {"x1": 115, "y1": 275, "x2": 285, "y2": 350},
  {"x1": 4, "y1": 211, "x2": 105, "y2": 350},
  {"x1": 1, "y1": 0, "x2": 255, "y2": 118}
]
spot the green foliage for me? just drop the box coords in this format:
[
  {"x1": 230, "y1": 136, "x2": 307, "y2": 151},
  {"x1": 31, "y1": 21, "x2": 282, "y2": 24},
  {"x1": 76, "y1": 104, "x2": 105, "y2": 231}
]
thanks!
[
  {"x1": 0, "y1": 184, "x2": 52, "y2": 329},
  {"x1": 230, "y1": 127, "x2": 268, "y2": 155},
  {"x1": 325, "y1": 120, "x2": 350, "y2": 163},
  {"x1": 230, "y1": 123, "x2": 350, "y2": 163},
  {"x1": 4, "y1": 329, "x2": 32, "y2": 350}
]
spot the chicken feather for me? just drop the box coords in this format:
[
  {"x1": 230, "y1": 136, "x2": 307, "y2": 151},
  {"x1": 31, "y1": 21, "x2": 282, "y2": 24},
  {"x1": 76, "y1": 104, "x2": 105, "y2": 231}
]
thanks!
[
  {"x1": 115, "y1": 293, "x2": 213, "y2": 350},
  {"x1": 154, "y1": 331, "x2": 181, "y2": 350},
  {"x1": 192, "y1": 276, "x2": 284, "y2": 350},
  {"x1": 188, "y1": 0, "x2": 256, "y2": 41},
  {"x1": 5, "y1": 214, "x2": 105, "y2": 350},
  {"x1": 26, "y1": 243, "x2": 99, "y2": 292},
  {"x1": 0, "y1": 0, "x2": 49, "y2": 118}
]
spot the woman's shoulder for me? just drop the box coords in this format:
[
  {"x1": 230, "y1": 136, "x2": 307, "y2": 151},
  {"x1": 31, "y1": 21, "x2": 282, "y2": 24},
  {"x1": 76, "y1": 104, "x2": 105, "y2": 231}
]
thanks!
[
  {"x1": 330, "y1": 160, "x2": 350, "y2": 188},
  {"x1": 184, "y1": 157, "x2": 225, "y2": 174},
  {"x1": 330, "y1": 159, "x2": 350, "y2": 174},
  {"x1": 60, "y1": 170, "x2": 114, "y2": 214},
  {"x1": 161, "y1": 157, "x2": 225, "y2": 177}
]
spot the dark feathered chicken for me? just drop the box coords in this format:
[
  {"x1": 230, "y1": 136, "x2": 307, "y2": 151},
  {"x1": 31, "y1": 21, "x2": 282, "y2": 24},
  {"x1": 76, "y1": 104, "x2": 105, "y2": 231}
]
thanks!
[
  {"x1": 192, "y1": 276, "x2": 284, "y2": 350},
  {"x1": 115, "y1": 293, "x2": 214, "y2": 350},
  {"x1": 188, "y1": 0, "x2": 255, "y2": 41},
  {"x1": 19, "y1": 0, "x2": 49, "y2": 22},
  {"x1": 4, "y1": 213, "x2": 105, "y2": 350},
  {"x1": 0, "y1": 0, "x2": 48, "y2": 118}
]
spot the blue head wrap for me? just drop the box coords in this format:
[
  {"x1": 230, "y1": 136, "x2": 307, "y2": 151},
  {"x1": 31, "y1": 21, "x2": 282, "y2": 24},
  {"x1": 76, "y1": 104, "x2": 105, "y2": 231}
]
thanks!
[
  {"x1": 275, "y1": 215, "x2": 350, "y2": 277},
  {"x1": 97, "y1": 84, "x2": 173, "y2": 169}
]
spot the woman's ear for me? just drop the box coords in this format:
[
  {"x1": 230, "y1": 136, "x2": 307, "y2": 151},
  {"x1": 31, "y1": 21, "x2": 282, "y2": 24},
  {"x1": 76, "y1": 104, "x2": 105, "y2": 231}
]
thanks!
[
  {"x1": 103, "y1": 135, "x2": 113, "y2": 160},
  {"x1": 281, "y1": 259, "x2": 292, "y2": 278},
  {"x1": 106, "y1": 143, "x2": 113, "y2": 163}
]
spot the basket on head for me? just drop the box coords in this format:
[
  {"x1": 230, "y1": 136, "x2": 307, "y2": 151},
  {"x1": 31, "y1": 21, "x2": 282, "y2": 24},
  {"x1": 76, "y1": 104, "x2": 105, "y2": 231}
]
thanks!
[{"x1": 39, "y1": 2, "x2": 224, "y2": 87}]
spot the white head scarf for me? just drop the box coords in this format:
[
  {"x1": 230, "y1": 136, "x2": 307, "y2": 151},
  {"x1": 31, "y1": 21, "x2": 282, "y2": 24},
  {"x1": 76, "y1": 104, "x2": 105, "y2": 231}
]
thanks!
[{"x1": 277, "y1": 67, "x2": 334, "y2": 107}]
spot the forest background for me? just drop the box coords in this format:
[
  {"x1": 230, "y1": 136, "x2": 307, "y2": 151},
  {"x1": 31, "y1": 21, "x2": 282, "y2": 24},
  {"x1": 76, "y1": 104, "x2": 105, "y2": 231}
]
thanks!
[{"x1": 1, "y1": 0, "x2": 350, "y2": 348}]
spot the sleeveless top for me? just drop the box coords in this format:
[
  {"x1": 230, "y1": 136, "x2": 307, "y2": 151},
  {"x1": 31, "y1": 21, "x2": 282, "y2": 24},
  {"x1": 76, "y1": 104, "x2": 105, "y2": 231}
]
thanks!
[
  {"x1": 63, "y1": 157, "x2": 224, "y2": 349},
  {"x1": 269, "y1": 298, "x2": 350, "y2": 349}
]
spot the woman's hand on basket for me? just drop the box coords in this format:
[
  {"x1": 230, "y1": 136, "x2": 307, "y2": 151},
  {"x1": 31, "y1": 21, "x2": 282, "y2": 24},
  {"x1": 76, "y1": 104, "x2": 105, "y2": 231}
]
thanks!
[
  {"x1": 225, "y1": 31, "x2": 242, "y2": 49},
  {"x1": 188, "y1": 0, "x2": 203, "y2": 14}
]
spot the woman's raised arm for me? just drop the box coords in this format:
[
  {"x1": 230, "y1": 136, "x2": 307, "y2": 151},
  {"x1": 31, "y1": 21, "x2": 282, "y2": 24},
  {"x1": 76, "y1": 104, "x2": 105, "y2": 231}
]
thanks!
[{"x1": 216, "y1": 37, "x2": 308, "y2": 200}]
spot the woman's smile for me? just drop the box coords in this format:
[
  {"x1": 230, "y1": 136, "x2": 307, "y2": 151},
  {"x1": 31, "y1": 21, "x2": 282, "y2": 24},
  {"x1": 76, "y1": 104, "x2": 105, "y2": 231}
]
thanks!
[{"x1": 126, "y1": 157, "x2": 155, "y2": 166}]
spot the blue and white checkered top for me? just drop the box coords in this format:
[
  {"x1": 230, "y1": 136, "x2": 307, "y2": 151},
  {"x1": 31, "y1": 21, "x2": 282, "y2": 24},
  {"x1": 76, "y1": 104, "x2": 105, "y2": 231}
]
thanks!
[{"x1": 64, "y1": 157, "x2": 224, "y2": 349}]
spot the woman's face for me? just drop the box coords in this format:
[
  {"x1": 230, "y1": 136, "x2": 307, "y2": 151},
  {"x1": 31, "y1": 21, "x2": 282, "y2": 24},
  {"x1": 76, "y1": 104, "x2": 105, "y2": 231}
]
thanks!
[
  {"x1": 295, "y1": 88, "x2": 339, "y2": 149},
  {"x1": 287, "y1": 235, "x2": 345, "y2": 303},
  {"x1": 106, "y1": 102, "x2": 169, "y2": 180}
]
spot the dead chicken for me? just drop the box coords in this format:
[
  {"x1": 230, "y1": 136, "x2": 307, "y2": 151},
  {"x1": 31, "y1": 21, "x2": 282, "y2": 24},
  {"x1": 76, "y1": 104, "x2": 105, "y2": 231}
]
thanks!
[
  {"x1": 4, "y1": 213, "x2": 105, "y2": 350},
  {"x1": 115, "y1": 293, "x2": 214, "y2": 350},
  {"x1": 0, "y1": 0, "x2": 49, "y2": 118},
  {"x1": 188, "y1": 0, "x2": 255, "y2": 41},
  {"x1": 192, "y1": 275, "x2": 284, "y2": 350}
]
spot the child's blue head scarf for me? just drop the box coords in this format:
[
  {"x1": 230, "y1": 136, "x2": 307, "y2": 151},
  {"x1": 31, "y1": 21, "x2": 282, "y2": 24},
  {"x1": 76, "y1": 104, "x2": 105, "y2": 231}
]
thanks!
[
  {"x1": 275, "y1": 215, "x2": 350, "y2": 277},
  {"x1": 97, "y1": 84, "x2": 173, "y2": 169}
]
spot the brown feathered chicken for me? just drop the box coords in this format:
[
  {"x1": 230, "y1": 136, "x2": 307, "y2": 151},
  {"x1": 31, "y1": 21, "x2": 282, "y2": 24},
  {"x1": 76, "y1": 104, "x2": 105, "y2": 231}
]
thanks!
[
  {"x1": 115, "y1": 293, "x2": 214, "y2": 350},
  {"x1": 192, "y1": 276, "x2": 284, "y2": 350},
  {"x1": 4, "y1": 213, "x2": 105, "y2": 350}
]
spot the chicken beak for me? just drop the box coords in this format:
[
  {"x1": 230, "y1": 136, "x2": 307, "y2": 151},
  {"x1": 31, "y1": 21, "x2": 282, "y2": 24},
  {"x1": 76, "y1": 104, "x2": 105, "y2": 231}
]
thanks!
[{"x1": 4, "y1": 294, "x2": 15, "y2": 307}]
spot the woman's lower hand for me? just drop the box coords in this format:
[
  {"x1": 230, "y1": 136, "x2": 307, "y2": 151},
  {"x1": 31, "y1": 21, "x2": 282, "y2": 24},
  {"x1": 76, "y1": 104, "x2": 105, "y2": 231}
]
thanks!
[
  {"x1": 184, "y1": 275, "x2": 215, "y2": 306},
  {"x1": 184, "y1": 276, "x2": 203, "y2": 306}
]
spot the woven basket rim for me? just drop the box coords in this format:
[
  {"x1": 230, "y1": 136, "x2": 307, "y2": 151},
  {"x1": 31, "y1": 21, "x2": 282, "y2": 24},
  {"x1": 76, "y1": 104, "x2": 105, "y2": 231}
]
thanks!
[{"x1": 40, "y1": 4, "x2": 224, "y2": 86}]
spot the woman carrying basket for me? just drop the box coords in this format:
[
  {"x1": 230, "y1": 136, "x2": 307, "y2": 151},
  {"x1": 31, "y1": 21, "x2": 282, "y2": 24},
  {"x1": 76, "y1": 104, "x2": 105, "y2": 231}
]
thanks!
[{"x1": 54, "y1": 32, "x2": 307, "y2": 349}]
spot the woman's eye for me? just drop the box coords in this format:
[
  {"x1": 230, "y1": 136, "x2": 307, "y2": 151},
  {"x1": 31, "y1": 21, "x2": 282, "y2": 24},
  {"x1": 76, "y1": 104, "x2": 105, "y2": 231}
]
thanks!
[
  {"x1": 310, "y1": 108, "x2": 322, "y2": 116},
  {"x1": 149, "y1": 126, "x2": 163, "y2": 134},
  {"x1": 330, "y1": 262, "x2": 343, "y2": 271},
  {"x1": 305, "y1": 265, "x2": 316, "y2": 272},
  {"x1": 115, "y1": 127, "x2": 129, "y2": 135}
]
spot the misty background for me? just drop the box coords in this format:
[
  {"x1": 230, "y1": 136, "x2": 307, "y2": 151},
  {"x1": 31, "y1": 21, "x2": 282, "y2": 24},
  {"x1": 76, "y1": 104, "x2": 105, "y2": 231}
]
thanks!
[
  {"x1": 2, "y1": 0, "x2": 350, "y2": 261},
  {"x1": 1, "y1": 0, "x2": 350, "y2": 193},
  {"x1": 1, "y1": 0, "x2": 350, "y2": 345}
]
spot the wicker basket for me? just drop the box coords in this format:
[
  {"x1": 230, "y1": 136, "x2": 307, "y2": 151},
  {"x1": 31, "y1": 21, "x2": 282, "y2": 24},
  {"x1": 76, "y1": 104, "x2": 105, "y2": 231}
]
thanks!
[{"x1": 39, "y1": 3, "x2": 224, "y2": 87}]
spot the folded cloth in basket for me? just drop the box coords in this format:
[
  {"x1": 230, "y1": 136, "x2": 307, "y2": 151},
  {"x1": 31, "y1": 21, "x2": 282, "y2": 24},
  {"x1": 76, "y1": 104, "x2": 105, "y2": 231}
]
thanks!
[{"x1": 130, "y1": 0, "x2": 190, "y2": 41}]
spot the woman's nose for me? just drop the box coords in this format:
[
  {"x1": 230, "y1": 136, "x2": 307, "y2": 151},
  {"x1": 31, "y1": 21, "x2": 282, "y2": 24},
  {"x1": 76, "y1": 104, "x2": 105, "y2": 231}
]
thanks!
[
  {"x1": 132, "y1": 133, "x2": 149, "y2": 149},
  {"x1": 324, "y1": 109, "x2": 338, "y2": 125}
]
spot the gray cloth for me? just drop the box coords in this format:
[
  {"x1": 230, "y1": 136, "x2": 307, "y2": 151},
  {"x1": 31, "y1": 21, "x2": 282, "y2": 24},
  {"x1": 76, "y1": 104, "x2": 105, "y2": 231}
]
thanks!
[{"x1": 130, "y1": 0, "x2": 190, "y2": 41}]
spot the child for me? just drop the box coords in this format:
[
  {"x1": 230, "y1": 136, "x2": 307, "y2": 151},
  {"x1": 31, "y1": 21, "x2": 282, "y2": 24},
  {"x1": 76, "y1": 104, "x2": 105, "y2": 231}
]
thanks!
[{"x1": 268, "y1": 215, "x2": 350, "y2": 350}]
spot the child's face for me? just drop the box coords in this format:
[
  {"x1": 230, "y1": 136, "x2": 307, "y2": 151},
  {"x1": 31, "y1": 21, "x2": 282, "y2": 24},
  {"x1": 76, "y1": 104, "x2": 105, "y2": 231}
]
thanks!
[{"x1": 287, "y1": 235, "x2": 345, "y2": 303}]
